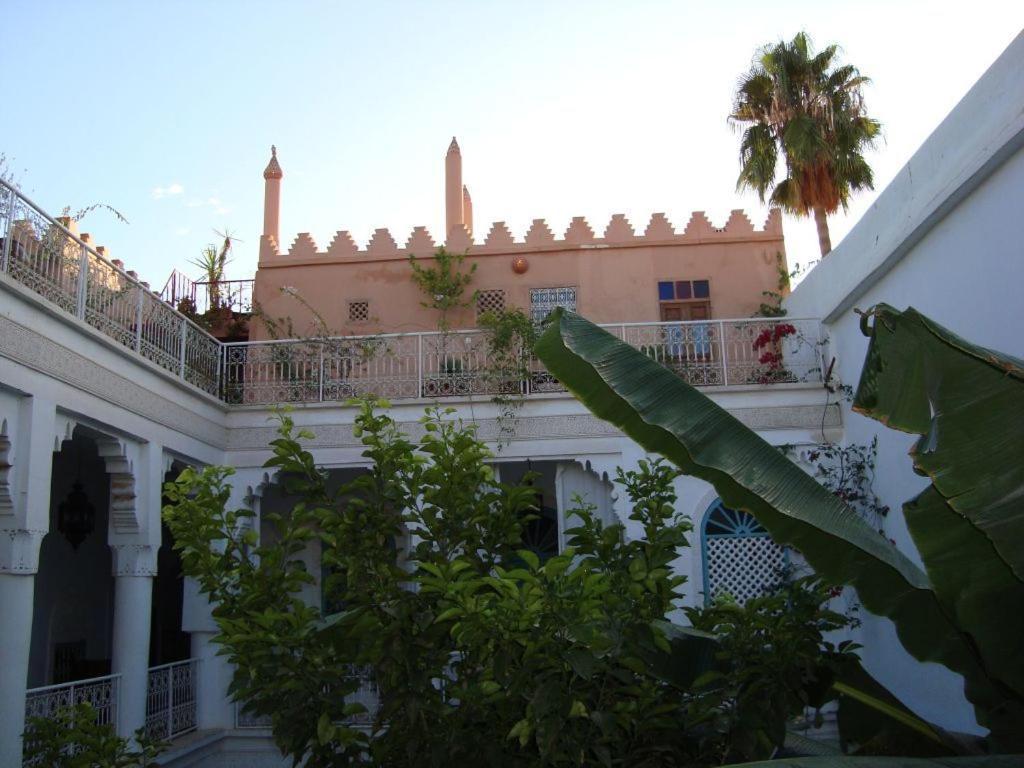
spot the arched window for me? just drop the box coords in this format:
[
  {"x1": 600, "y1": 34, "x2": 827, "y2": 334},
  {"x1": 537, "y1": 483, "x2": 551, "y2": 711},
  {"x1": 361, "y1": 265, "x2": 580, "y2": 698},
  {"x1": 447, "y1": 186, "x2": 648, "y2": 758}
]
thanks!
[{"x1": 700, "y1": 499, "x2": 785, "y2": 605}]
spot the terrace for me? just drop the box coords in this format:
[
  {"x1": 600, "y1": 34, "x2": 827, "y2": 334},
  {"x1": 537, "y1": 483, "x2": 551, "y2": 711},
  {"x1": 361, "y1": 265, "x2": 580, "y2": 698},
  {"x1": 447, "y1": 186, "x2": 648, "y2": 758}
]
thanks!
[{"x1": 0, "y1": 179, "x2": 825, "y2": 409}]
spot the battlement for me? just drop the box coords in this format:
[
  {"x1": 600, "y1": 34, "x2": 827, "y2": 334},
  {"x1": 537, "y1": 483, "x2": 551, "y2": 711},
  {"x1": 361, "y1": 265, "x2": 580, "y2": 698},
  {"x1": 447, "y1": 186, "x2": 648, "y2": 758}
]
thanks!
[{"x1": 261, "y1": 209, "x2": 783, "y2": 263}]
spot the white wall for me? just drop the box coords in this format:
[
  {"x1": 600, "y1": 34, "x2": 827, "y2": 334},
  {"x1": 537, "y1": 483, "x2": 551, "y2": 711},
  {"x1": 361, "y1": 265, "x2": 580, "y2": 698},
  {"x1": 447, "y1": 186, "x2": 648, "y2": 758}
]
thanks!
[{"x1": 784, "y1": 34, "x2": 1024, "y2": 734}]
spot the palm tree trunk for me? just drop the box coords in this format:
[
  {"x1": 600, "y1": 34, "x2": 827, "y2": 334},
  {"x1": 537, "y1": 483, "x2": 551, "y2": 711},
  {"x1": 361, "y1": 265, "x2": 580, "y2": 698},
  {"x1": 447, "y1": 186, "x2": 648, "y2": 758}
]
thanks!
[{"x1": 813, "y1": 206, "x2": 832, "y2": 256}]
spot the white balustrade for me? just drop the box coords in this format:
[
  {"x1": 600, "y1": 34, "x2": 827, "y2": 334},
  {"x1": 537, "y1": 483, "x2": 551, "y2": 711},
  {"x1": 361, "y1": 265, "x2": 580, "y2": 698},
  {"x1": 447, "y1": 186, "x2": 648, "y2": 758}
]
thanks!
[
  {"x1": 23, "y1": 674, "x2": 120, "y2": 764},
  {"x1": 0, "y1": 180, "x2": 222, "y2": 396},
  {"x1": 145, "y1": 658, "x2": 199, "y2": 742}
]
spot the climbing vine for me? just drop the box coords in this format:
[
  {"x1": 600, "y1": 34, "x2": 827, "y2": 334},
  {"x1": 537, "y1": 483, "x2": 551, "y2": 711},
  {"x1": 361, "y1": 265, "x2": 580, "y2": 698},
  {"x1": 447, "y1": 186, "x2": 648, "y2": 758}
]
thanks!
[
  {"x1": 409, "y1": 247, "x2": 477, "y2": 332},
  {"x1": 477, "y1": 307, "x2": 539, "y2": 447},
  {"x1": 782, "y1": 437, "x2": 889, "y2": 532}
]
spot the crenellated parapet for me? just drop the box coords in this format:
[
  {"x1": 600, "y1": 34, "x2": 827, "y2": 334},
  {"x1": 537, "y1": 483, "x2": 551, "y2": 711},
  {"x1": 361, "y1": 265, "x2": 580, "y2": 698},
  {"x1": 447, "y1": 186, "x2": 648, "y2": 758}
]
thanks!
[{"x1": 261, "y1": 208, "x2": 783, "y2": 263}]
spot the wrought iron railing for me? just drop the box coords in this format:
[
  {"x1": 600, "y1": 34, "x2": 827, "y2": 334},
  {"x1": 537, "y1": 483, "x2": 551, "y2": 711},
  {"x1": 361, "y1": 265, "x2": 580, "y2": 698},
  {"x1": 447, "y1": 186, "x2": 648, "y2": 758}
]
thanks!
[
  {"x1": 23, "y1": 673, "x2": 120, "y2": 764},
  {"x1": 1, "y1": 180, "x2": 823, "y2": 406},
  {"x1": 234, "y1": 664, "x2": 379, "y2": 729},
  {"x1": 145, "y1": 658, "x2": 198, "y2": 742},
  {"x1": 0, "y1": 180, "x2": 222, "y2": 396},
  {"x1": 221, "y1": 317, "x2": 823, "y2": 405},
  {"x1": 24, "y1": 673, "x2": 120, "y2": 727}
]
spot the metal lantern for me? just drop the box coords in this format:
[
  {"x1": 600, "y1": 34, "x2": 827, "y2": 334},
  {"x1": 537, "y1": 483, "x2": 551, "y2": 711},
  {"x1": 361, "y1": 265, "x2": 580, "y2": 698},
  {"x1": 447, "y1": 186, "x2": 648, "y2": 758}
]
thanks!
[{"x1": 57, "y1": 482, "x2": 96, "y2": 550}]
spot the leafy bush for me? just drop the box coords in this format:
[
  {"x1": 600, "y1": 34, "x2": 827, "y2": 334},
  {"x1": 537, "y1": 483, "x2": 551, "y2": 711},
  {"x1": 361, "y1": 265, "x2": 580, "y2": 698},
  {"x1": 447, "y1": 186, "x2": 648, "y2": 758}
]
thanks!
[
  {"x1": 164, "y1": 401, "x2": 851, "y2": 767},
  {"x1": 22, "y1": 703, "x2": 164, "y2": 767}
]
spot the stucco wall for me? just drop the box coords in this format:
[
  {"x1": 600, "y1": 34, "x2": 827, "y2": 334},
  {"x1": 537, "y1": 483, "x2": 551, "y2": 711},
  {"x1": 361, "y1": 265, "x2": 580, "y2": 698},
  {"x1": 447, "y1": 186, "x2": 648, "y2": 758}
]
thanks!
[
  {"x1": 251, "y1": 220, "x2": 786, "y2": 339},
  {"x1": 783, "y1": 31, "x2": 1024, "y2": 733}
]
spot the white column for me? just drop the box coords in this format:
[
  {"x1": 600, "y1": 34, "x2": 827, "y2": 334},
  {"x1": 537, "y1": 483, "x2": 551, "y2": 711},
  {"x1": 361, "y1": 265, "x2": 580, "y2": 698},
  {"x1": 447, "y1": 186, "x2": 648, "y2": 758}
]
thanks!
[
  {"x1": 189, "y1": 614, "x2": 234, "y2": 730},
  {"x1": 0, "y1": 552, "x2": 41, "y2": 767},
  {"x1": 110, "y1": 545, "x2": 156, "y2": 739},
  {"x1": 180, "y1": 473, "x2": 261, "y2": 731},
  {"x1": 0, "y1": 394, "x2": 54, "y2": 767}
]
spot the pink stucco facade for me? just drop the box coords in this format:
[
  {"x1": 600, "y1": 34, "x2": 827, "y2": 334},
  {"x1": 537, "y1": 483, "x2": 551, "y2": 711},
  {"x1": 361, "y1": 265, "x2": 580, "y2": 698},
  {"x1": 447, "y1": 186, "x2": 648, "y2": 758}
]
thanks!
[{"x1": 250, "y1": 142, "x2": 787, "y2": 339}]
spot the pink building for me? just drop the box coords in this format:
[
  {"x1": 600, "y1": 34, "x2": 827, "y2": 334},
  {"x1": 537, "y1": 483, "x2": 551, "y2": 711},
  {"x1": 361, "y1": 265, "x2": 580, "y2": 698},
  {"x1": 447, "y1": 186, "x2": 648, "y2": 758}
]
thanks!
[{"x1": 251, "y1": 140, "x2": 788, "y2": 340}]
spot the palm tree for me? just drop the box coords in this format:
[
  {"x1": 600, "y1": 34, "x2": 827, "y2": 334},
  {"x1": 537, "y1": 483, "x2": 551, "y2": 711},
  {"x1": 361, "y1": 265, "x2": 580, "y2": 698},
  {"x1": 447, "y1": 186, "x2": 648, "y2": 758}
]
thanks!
[
  {"x1": 189, "y1": 230, "x2": 235, "y2": 310},
  {"x1": 730, "y1": 32, "x2": 880, "y2": 256}
]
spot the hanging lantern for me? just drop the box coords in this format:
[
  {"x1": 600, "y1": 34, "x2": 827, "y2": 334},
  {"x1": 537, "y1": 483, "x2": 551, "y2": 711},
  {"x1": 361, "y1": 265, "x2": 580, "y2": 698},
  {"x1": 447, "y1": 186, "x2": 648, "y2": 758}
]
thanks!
[{"x1": 58, "y1": 482, "x2": 96, "y2": 550}]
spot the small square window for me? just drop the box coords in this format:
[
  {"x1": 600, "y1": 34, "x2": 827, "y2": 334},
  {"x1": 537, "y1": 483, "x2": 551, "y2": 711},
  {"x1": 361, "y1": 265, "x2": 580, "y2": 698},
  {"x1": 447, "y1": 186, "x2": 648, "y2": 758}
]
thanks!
[
  {"x1": 657, "y1": 281, "x2": 674, "y2": 301},
  {"x1": 476, "y1": 289, "x2": 506, "y2": 318},
  {"x1": 693, "y1": 280, "x2": 710, "y2": 299},
  {"x1": 675, "y1": 281, "x2": 692, "y2": 300},
  {"x1": 348, "y1": 300, "x2": 369, "y2": 322}
]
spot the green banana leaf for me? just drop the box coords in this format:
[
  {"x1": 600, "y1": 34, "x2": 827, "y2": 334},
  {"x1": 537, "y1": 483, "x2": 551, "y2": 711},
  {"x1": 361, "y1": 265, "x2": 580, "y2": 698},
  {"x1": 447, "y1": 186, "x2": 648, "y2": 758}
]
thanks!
[
  {"x1": 834, "y1": 660, "x2": 961, "y2": 757},
  {"x1": 853, "y1": 306, "x2": 1024, "y2": 731},
  {"x1": 853, "y1": 306, "x2": 1024, "y2": 580},
  {"x1": 533, "y1": 309, "x2": 1009, "y2": 739},
  {"x1": 728, "y1": 758, "x2": 1024, "y2": 768}
]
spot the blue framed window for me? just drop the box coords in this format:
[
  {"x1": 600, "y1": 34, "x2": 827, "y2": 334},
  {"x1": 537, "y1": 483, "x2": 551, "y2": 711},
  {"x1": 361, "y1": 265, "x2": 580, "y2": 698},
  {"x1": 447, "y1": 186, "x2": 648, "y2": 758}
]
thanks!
[
  {"x1": 657, "y1": 279, "x2": 710, "y2": 302},
  {"x1": 700, "y1": 499, "x2": 785, "y2": 605}
]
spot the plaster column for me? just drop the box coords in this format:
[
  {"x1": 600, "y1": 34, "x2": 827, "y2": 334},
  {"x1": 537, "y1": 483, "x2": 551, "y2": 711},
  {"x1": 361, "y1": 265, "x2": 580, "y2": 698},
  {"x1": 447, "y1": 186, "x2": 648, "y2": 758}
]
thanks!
[
  {"x1": 0, "y1": 536, "x2": 43, "y2": 768},
  {"x1": 111, "y1": 545, "x2": 156, "y2": 740},
  {"x1": 0, "y1": 394, "x2": 54, "y2": 767},
  {"x1": 181, "y1": 474, "x2": 262, "y2": 731},
  {"x1": 184, "y1": 575, "x2": 233, "y2": 729}
]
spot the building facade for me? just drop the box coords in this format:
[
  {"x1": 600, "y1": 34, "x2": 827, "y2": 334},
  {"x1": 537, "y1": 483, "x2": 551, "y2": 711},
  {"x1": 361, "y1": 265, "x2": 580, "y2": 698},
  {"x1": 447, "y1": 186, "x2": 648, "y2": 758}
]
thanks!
[{"x1": 1, "y1": 30, "x2": 1020, "y2": 764}]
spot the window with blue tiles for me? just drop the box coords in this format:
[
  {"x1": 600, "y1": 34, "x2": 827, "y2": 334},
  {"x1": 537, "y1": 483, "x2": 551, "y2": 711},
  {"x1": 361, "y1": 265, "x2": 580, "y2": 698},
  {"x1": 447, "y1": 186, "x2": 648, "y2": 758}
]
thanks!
[{"x1": 530, "y1": 287, "x2": 577, "y2": 324}]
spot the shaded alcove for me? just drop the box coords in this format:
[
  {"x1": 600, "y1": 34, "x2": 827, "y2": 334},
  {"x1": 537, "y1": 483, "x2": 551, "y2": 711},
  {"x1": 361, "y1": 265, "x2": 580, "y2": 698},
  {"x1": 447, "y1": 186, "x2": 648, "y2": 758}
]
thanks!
[{"x1": 28, "y1": 429, "x2": 114, "y2": 687}]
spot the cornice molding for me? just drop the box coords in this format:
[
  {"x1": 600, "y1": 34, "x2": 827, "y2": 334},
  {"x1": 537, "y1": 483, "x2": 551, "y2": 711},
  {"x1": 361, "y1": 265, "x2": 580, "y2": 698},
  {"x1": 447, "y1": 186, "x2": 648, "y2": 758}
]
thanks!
[
  {"x1": 0, "y1": 314, "x2": 228, "y2": 449},
  {"x1": 226, "y1": 405, "x2": 841, "y2": 451}
]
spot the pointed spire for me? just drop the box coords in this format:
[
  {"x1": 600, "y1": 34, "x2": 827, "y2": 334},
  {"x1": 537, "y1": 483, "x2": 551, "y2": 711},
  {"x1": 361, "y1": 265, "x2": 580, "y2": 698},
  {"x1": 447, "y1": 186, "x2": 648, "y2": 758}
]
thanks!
[
  {"x1": 446, "y1": 136, "x2": 464, "y2": 235},
  {"x1": 462, "y1": 185, "x2": 473, "y2": 238},
  {"x1": 263, "y1": 144, "x2": 283, "y2": 180}
]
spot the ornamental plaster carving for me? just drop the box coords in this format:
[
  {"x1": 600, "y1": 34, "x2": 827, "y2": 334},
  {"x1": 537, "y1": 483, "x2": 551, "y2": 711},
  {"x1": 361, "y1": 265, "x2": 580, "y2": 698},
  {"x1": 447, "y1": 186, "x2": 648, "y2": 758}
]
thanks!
[
  {"x1": 0, "y1": 528, "x2": 46, "y2": 573},
  {"x1": 0, "y1": 314, "x2": 227, "y2": 449},
  {"x1": 110, "y1": 543, "x2": 157, "y2": 577},
  {"x1": 225, "y1": 405, "x2": 840, "y2": 451},
  {"x1": 0, "y1": 419, "x2": 11, "y2": 517},
  {"x1": 95, "y1": 436, "x2": 139, "y2": 534}
]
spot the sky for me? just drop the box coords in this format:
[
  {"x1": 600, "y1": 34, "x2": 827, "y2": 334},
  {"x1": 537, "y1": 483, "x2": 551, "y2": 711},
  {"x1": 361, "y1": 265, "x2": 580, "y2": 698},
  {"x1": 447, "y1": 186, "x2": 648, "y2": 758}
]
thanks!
[{"x1": 2, "y1": 1, "x2": 1022, "y2": 290}]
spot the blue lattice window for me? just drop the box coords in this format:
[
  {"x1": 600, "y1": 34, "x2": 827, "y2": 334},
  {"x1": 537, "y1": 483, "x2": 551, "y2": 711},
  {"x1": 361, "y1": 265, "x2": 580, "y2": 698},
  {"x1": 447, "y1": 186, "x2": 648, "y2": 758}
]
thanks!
[
  {"x1": 530, "y1": 287, "x2": 577, "y2": 324},
  {"x1": 700, "y1": 499, "x2": 785, "y2": 605}
]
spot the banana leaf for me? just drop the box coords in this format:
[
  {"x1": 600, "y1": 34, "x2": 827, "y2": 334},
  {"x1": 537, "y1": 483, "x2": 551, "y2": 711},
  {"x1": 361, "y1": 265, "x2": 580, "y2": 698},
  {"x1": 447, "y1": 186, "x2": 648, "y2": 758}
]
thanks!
[
  {"x1": 853, "y1": 306, "x2": 1024, "y2": 580},
  {"x1": 728, "y1": 758, "x2": 1024, "y2": 767},
  {"x1": 853, "y1": 306, "x2": 1024, "y2": 735},
  {"x1": 533, "y1": 309, "x2": 1014, "y2": 741}
]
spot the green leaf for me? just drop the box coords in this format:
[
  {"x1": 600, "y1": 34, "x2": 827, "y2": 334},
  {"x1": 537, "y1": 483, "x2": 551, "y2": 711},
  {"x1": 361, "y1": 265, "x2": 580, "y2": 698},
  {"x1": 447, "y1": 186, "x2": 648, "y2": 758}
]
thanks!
[
  {"x1": 517, "y1": 549, "x2": 540, "y2": 571},
  {"x1": 835, "y1": 661, "x2": 960, "y2": 757},
  {"x1": 533, "y1": 309, "x2": 1003, "y2": 733},
  {"x1": 728, "y1": 759, "x2": 1024, "y2": 768},
  {"x1": 834, "y1": 682, "x2": 946, "y2": 748},
  {"x1": 568, "y1": 700, "x2": 588, "y2": 718},
  {"x1": 853, "y1": 305, "x2": 1024, "y2": 579},
  {"x1": 317, "y1": 712, "x2": 334, "y2": 745}
]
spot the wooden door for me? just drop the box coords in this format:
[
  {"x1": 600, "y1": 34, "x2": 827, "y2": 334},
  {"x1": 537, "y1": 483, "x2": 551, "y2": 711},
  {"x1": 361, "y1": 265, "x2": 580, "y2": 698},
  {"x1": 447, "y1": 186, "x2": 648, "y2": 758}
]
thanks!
[{"x1": 660, "y1": 301, "x2": 710, "y2": 321}]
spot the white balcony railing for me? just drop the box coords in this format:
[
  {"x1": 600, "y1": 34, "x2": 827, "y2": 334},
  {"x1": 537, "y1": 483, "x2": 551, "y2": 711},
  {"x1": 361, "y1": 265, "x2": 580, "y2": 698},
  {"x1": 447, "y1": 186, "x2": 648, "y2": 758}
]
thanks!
[
  {"x1": 1, "y1": 179, "x2": 823, "y2": 407},
  {"x1": 23, "y1": 673, "x2": 120, "y2": 765},
  {"x1": 221, "y1": 317, "x2": 823, "y2": 405},
  {"x1": 24, "y1": 673, "x2": 120, "y2": 727},
  {"x1": 0, "y1": 180, "x2": 221, "y2": 395},
  {"x1": 145, "y1": 658, "x2": 199, "y2": 742}
]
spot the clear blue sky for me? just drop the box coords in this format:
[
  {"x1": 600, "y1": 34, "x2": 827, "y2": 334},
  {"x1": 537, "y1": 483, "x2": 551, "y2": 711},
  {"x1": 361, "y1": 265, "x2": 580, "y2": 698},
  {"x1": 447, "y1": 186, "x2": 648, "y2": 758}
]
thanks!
[{"x1": 3, "y1": 1, "x2": 1021, "y2": 290}]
